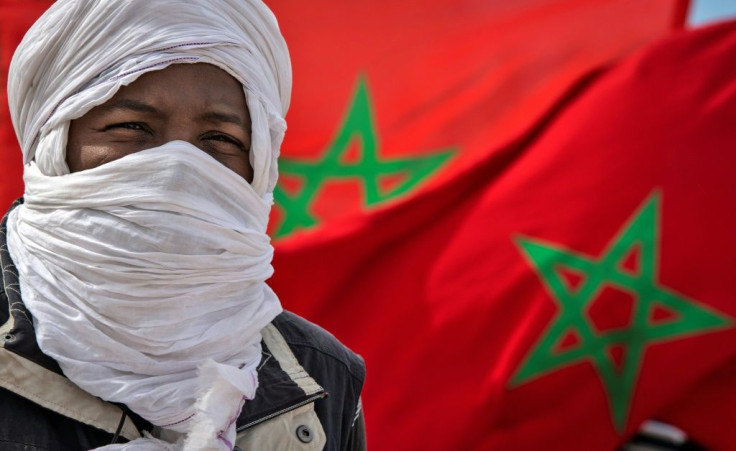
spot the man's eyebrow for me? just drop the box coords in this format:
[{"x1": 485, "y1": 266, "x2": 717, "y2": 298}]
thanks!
[
  {"x1": 200, "y1": 111, "x2": 246, "y2": 127},
  {"x1": 97, "y1": 99, "x2": 246, "y2": 126},
  {"x1": 98, "y1": 99, "x2": 160, "y2": 114}
]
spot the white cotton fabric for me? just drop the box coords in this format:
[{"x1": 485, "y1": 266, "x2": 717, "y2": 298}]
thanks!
[
  {"x1": 7, "y1": 143, "x2": 281, "y2": 448},
  {"x1": 6, "y1": 0, "x2": 291, "y2": 449},
  {"x1": 8, "y1": 0, "x2": 290, "y2": 194},
  {"x1": 7, "y1": 142, "x2": 279, "y2": 430}
]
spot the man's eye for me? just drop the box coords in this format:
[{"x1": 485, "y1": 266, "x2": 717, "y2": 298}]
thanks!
[
  {"x1": 205, "y1": 133, "x2": 244, "y2": 149},
  {"x1": 105, "y1": 122, "x2": 147, "y2": 132}
]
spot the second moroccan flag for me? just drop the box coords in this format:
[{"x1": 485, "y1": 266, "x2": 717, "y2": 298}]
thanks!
[{"x1": 266, "y1": 0, "x2": 686, "y2": 239}]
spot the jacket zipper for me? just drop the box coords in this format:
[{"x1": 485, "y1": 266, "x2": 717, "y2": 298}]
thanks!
[{"x1": 236, "y1": 392, "x2": 326, "y2": 432}]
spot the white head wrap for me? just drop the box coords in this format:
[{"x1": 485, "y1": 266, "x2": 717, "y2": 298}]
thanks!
[
  {"x1": 5, "y1": 1, "x2": 291, "y2": 449},
  {"x1": 8, "y1": 0, "x2": 290, "y2": 195}
]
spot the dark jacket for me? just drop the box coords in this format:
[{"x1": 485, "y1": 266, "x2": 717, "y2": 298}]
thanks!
[{"x1": 0, "y1": 201, "x2": 366, "y2": 450}]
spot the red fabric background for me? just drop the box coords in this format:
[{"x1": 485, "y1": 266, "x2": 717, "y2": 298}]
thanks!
[
  {"x1": 0, "y1": 1, "x2": 53, "y2": 212},
  {"x1": 270, "y1": 20, "x2": 736, "y2": 450}
]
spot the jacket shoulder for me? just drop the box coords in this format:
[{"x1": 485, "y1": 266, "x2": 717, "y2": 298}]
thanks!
[
  {"x1": 268, "y1": 311, "x2": 366, "y2": 450},
  {"x1": 271, "y1": 310, "x2": 365, "y2": 383}
]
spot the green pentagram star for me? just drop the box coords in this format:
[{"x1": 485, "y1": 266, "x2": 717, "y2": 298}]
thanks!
[
  {"x1": 273, "y1": 76, "x2": 456, "y2": 237},
  {"x1": 509, "y1": 191, "x2": 731, "y2": 432}
]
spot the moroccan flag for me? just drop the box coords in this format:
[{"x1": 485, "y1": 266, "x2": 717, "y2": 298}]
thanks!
[
  {"x1": 270, "y1": 18, "x2": 736, "y2": 451},
  {"x1": 266, "y1": 0, "x2": 687, "y2": 238},
  {"x1": 266, "y1": 0, "x2": 697, "y2": 449}
]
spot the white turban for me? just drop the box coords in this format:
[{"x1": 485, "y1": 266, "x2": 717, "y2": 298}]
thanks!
[
  {"x1": 8, "y1": 0, "x2": 291, "y2": 195},
  {"x1": 6, "y1": 1, "x2": 292, "y2": 449}
]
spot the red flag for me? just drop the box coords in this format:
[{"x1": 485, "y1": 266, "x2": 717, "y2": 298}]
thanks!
[
  {"x1": 266, "y1": 0, "x2": 686, "y2": 239},
  {"x1": 270, "y1": 20, "x2": 736, "y2": 450},
  {"x1": 266, "y1": 0, "x2": 691, "y2": 448}
]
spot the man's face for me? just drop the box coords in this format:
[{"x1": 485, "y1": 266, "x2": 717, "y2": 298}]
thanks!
[{"x1": 66, "y1": 63, "x2": 253, "y2": 181}]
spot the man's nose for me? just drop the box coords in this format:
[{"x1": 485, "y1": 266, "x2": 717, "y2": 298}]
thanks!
[{"x1": 159, "y1": 123, "x2": 200, "y2": 149}]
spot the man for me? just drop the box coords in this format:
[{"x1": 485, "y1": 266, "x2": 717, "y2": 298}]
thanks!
[{"x1": 0, "y1": 0, "x2": 365, "y2": 449}]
